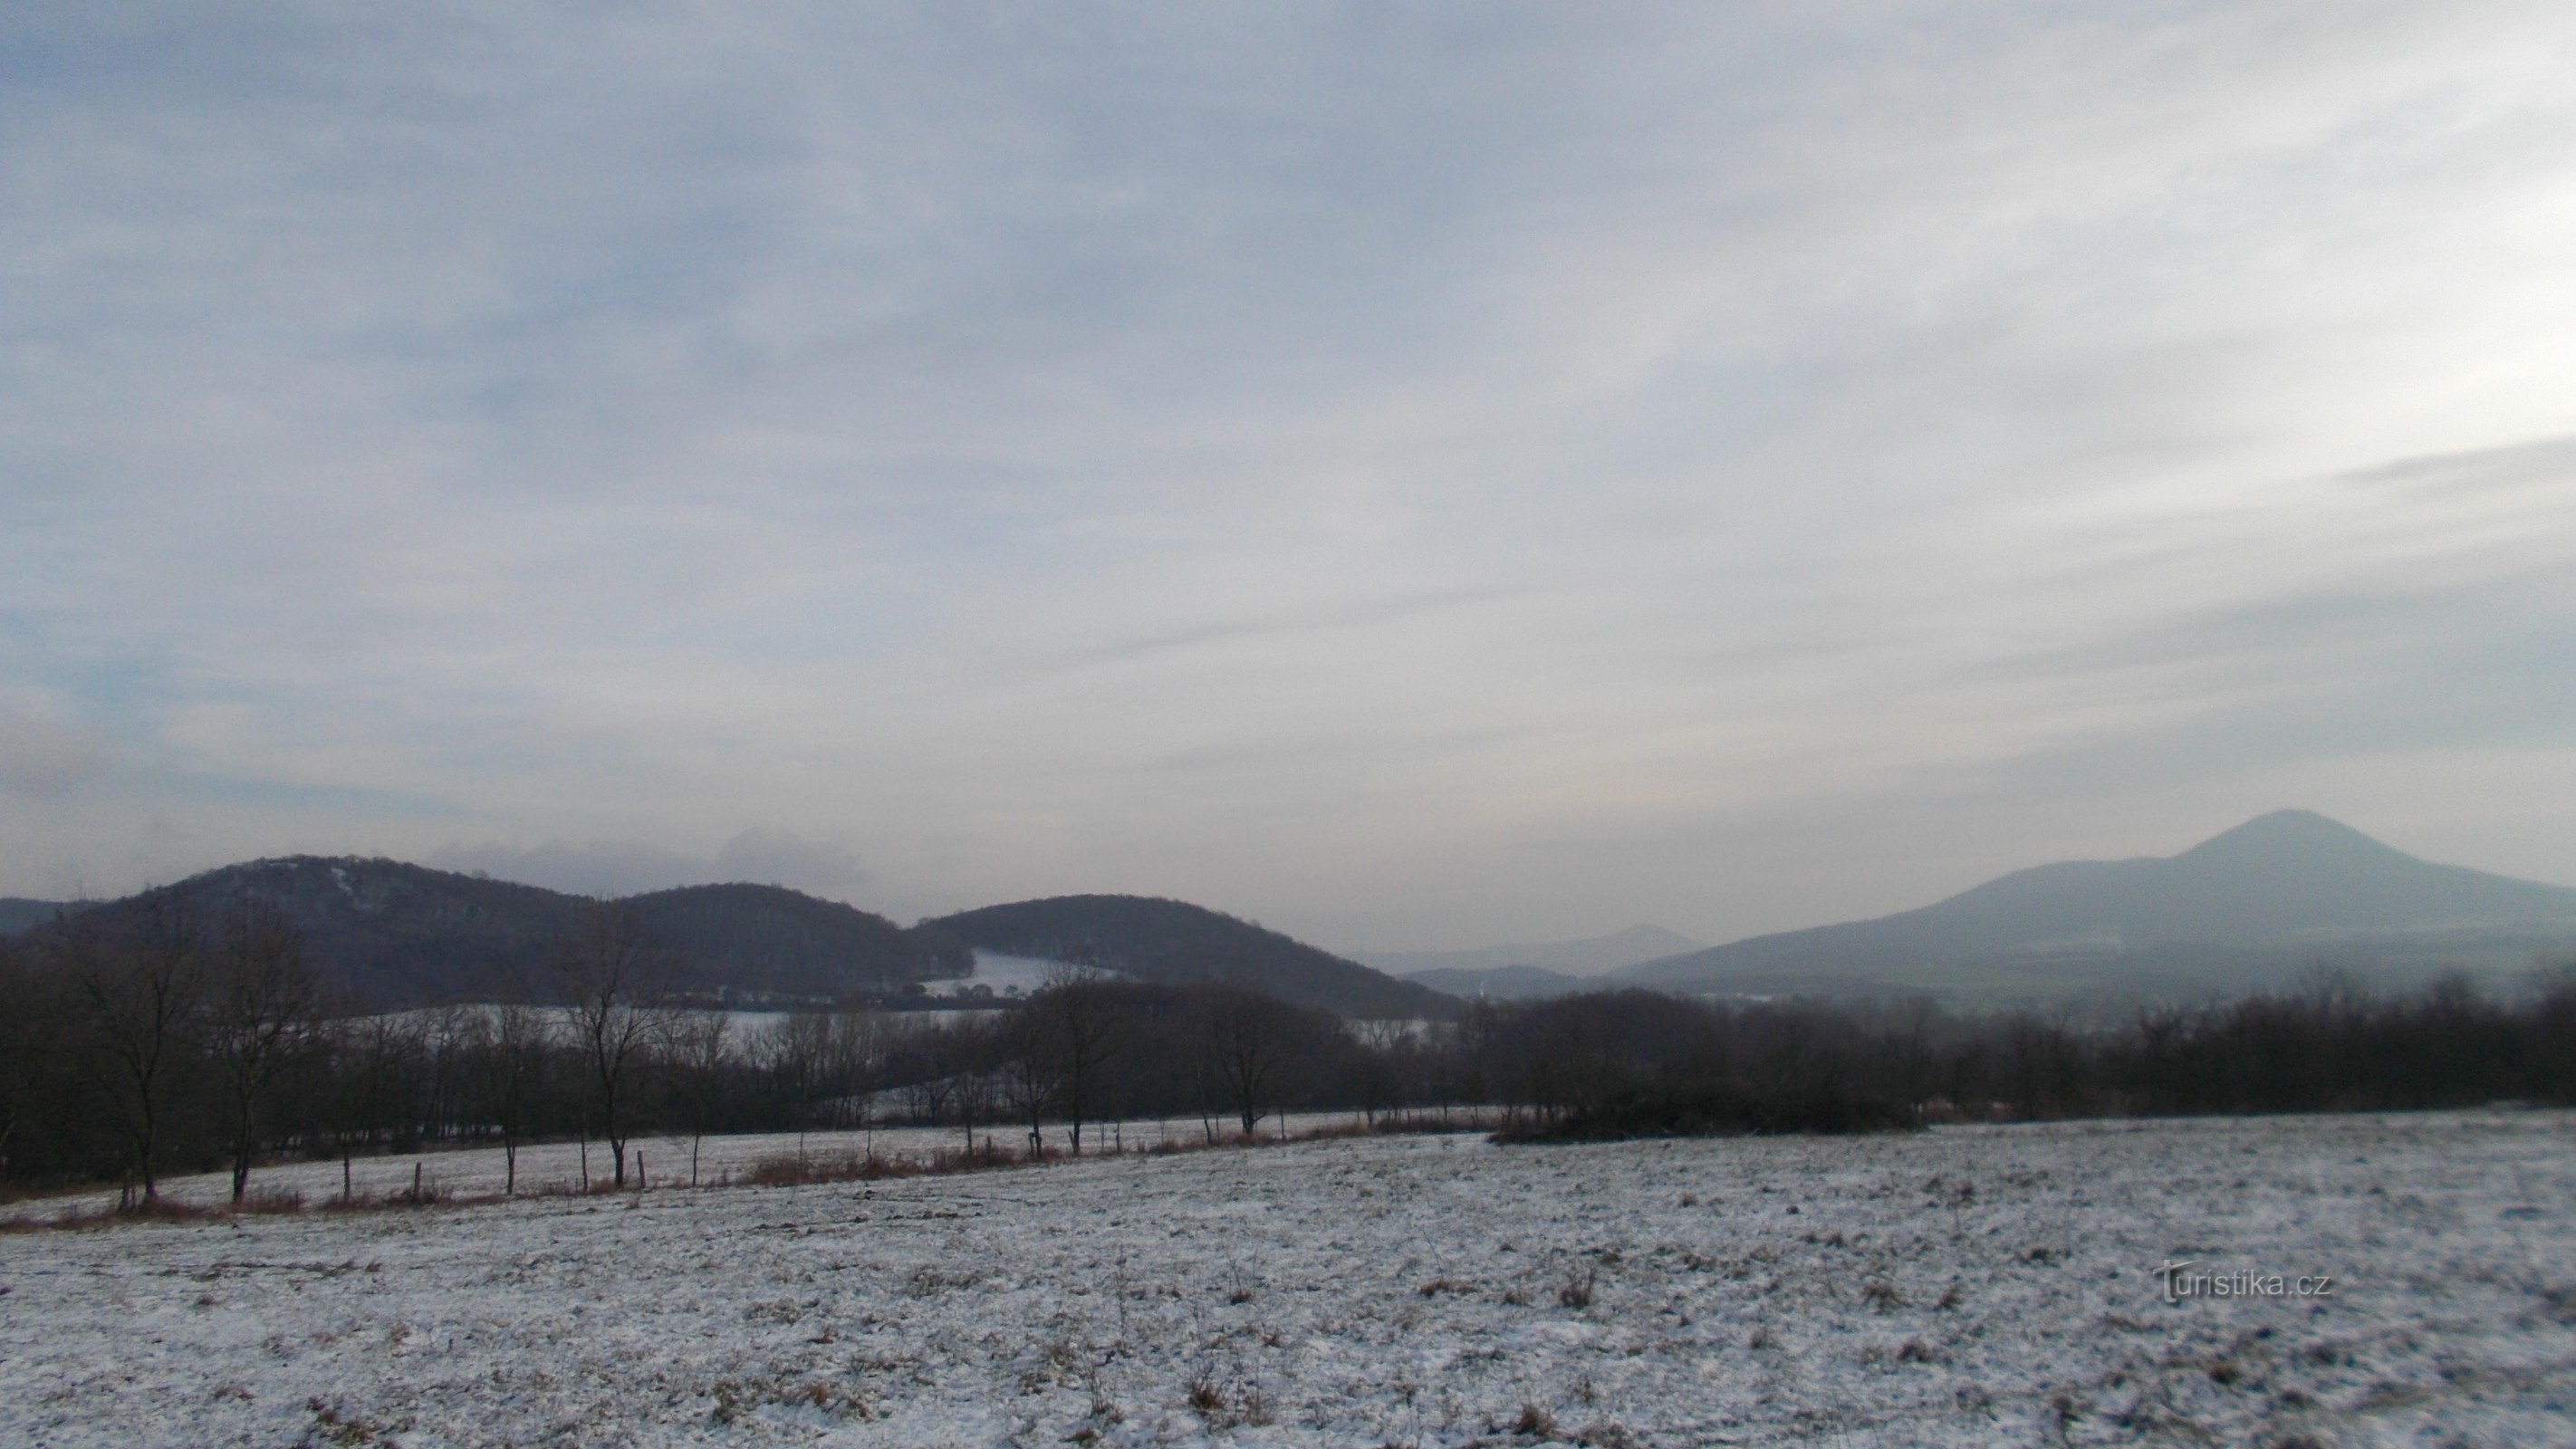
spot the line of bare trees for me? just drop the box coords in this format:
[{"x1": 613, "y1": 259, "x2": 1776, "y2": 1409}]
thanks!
[
  {"x1": 0, "y1": 904, "x2": 1389, "y2": 1200},
  {"x1": 4, "y1": 896, "x2": 2571, "y2": 1202}
]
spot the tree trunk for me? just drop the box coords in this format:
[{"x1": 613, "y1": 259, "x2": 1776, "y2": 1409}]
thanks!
[
  {"x1": 229, "y1": 1084, "x2": 258, "y2": 1206},
  {"x1": 136, "y1": 1090, "x2": 159, "y2": 1202}
]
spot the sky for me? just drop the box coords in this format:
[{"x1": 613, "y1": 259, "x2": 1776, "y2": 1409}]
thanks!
[{"x1": 5, "y1": 2, "x2": 2575, "y2": 952}]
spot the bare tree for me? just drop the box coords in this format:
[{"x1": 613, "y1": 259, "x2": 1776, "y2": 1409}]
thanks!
[
  {"x1": 0, "y1": 935, "x2": 47, "y2": 1167},
  {"x1": 764, "y1": 1010, "x2": 832, "y2": 1142},
  {"x1": 64, "y1": 901, "x2": 203, "y2": 1203},
  {"x1": 0, "y1": 935, "x2": 49, "y2": 1177},
  {"x1": 828, "y1": 1009, "x2": 887, "y2": 1133},
  {"x1": 1348, "y1": 1018, "x2": 1414, "y2": 1126},
  {"x1": 657, "y1": 1008, "x2": 731, "y2": 1186},
  {"x1": 331, "y1": 1011, "x2": 419, "y2": 1168},
  {"x1": 207, "y1": 900, "x2": 318, "y2": 1204},
  {"x1": 554, "y1": 901, "x2": 663, "y2": 1189},
  {"x1": 466, "y1": 970, "x2": 553, "y2": 1195},
  {"x1": 1032, "y1": 967, "x2": 1125, "y2": 1155},
  {"x1": 947, "y1": 1016, "x2": 997, "y2": 1153},
  {"x1": 1001, "y1": 1003, "x2": 1057, "y2": 1154},
  {"x1": 1203, "y1": 987, "x2": 1291, "y2": 1137},
  {"x1": 900, "y1": 1048, "x2": 954, "y2": 1128},
  {"x1": 421, "y1": 1003, "x2": 482, "y2": 1149}
]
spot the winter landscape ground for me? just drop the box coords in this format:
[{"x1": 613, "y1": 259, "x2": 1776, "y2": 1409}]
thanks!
[
  {"x1": 7, "y1": 1112, "x2": 1376, "y2": 1221},
  {"x1": 4, "y1": 1110, "x2": 2571, "y2": 1448}
]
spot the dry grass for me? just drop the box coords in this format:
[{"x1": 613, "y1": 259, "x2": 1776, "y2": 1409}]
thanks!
[
  {"x1": 743, "y1": 1139, "x2": 1049, "y2": 1186},
  {"x1": 2, "y1": 1195, "x2": 223, "y2": 1233}
]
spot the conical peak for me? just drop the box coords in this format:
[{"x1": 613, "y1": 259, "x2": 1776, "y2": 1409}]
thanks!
[{"x1": 2171, "y1": 810, "x2": 2411, "y2": 868}]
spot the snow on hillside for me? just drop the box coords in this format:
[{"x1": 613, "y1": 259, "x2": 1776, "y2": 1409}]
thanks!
[
  {"x1": 5, "y1": 1111, "x2": 2571, "y2": 1447},
  {"x1": 920, "y1": 950, "x2": 1108, "y2": 999}
]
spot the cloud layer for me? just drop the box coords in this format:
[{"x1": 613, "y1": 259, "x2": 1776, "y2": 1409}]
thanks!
[{"x1": 5, "y1": 3, "x2": 2575, "y2": 943}]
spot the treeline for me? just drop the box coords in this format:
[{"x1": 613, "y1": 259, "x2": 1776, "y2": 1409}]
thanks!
[
  {"x1": 3, "y1": 897, "x2": 2571, "y2": 1204},
  {"x1": 0, "y1": 899, "x2": 1414, "y2": 1201},
  {"x1": 1464, "y1": 972, "x2": 2576, "y2": 1139}
]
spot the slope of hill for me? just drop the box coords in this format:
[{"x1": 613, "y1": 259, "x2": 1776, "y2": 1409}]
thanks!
[
  {"x1": 1360, "y1": 924, "x2": 1703, "y2": 979},
  {"x1": 0, "y1": 898, "x2": 59, "y2": 936},
  {"x1": 43, "y1": 857, "x2": 960, "y2": 1008},
  {"x1": 1400, "y1": 964, "x2": 1592, "y2": 1001},
  {"x1": 624, "y1": 883, "x2": 969, "y2": 1001},
  {"x1": 922, "y1": 895, "x2": 1450, "y2": 1019},
  {"x1": 1620, "y1": 811, "x2": 2576, "y2": 1003}
]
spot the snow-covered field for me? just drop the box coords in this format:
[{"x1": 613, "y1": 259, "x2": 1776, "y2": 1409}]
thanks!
[
  {"x1": 11, "y1": 1112, "x2": 1373, "y2": 1218},
  {"x1": 4, "y1": 1111, "x2": 2571, "y2": 1447}
]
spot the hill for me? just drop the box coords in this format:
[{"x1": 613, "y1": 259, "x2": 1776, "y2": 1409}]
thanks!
[
  {"x1": 1360, "y1": 924, "x2": 1702, "y2": 979},
  {"x1": 42, "y1": 857, "x2": 963, "y2": 1008},
  {"x1": 1619, "y1": 811, "x2": 2576, "y2": 1003},
  {"x1": 625, "y1": 882, "x2": 968, "y2": 1002},
  {"x1": 922, "y1": 895, "x2": 1449, "y2": 1019},
  {"x1": 0, "y1": 897, "x2": 59, "y2": 936}
]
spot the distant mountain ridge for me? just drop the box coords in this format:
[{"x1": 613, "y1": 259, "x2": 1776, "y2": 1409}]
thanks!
[
  {"x1": 1360, "y1": 924, "x2": 1703, "y2": 979},
  {"x1": 924, "y1": 895, "x2": 1449, "y2": 1019},
  {"x1": 1400, "y1": 964, "x2": 1593, "y2": 1001},
  {"x1": 21, "y1": 811, "x2": 2568, "y2": 1012},
  {"x1": 1617, "y1": 811, "x2": 2576, "y2": 1002},
  {"x1": 32, "y1": 857, "x2": 966, "y2": 1008}
]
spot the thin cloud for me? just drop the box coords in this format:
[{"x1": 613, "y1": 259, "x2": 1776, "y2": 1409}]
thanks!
[
  {"x1": 5, "y1": 4, "x2": 2575, "y2": 944},
  {"x1": 1078, "y1": 586, "x2": 1532, "y2": 665}
]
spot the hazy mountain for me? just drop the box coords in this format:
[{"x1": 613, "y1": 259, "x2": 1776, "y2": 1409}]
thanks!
[
  {"x1": 0, "y1": 898, "x2": 59, "y2": 936},
  {"x1": 1402, "y1": 964, "x2": 1593, "y2": 1001},
  {"x1": 923, "y1": 895, "x2": 1450, "y2": 1019},
  {"x1": 1361, "y1": 925, "x2": 1705, "y2": 978},
  {"x1": 1618, "y1": 811, "x2": 2576, "y2": 1003},
  {"x1": 41, "y1": 856, "x2": 964, "y2": 1008}
]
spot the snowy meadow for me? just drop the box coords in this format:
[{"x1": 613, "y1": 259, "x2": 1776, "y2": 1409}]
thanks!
[{"x1": 4, "y1": 1111, "x2": 2571, "y2": 1448}]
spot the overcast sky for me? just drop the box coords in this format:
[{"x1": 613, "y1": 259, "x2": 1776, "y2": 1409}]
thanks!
[{"x1": 5, "y1": 2, "x2": 2574, "y2": 950}]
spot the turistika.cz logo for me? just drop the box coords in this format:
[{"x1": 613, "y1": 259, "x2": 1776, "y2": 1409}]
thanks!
[{"x1": 2151, "y1": 1259, "x2": 2336, "y2": 1304}]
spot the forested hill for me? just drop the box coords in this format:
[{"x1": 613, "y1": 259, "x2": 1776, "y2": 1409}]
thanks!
[
  {"x1": 39, "y1": 857, "x2": 964, "y2": 1008},
  {"x1": 0, "y1": 897, "x2": 58, "y2": 936},
  {"x1": 924, "y1": 894, "x2": 1450, "y2": 1019},
  {"x1": 627, "y1": 882, "x2": 968, "y2": 1001}
]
